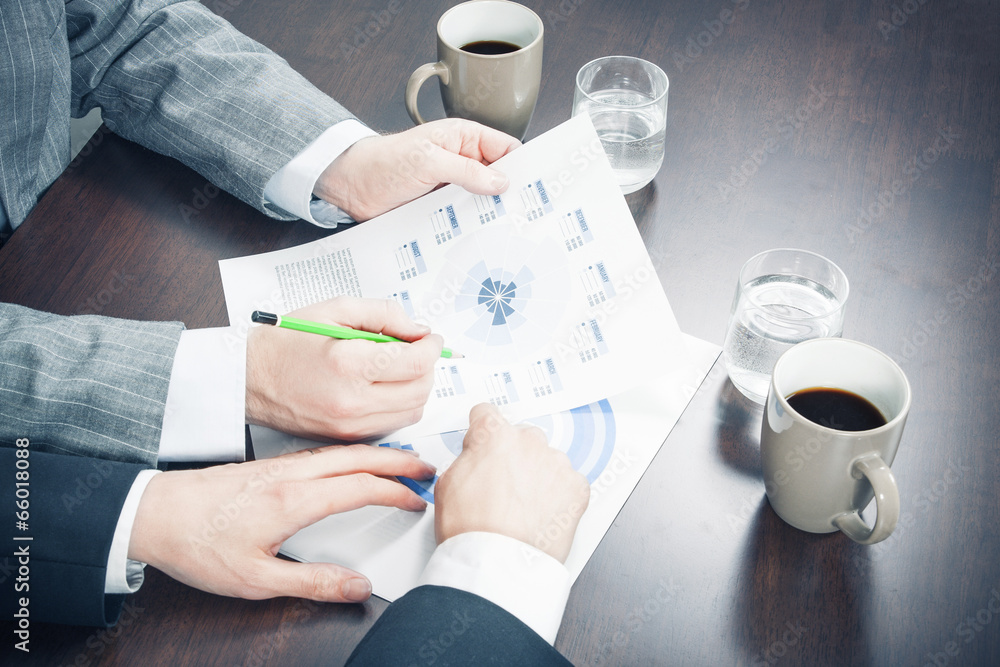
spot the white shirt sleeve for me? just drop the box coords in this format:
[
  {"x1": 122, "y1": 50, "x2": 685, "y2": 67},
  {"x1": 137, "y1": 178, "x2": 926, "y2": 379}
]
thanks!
[
  {"x1": 107, "y1": 121, "x2": 382, "y2": 594},
  {"x1": 104, "y1": 469, "x2": 160, "y2": 595},
  {"x1": 418, "y1": 532, "x2": 573, "y2": 644},
  {"x1": 262, "y1": 118, "x2": 378, "y2": 226},
  {"x1": 107, "y1": 326, "x2": 249, "y2": 593},
  {"x1": 159, "y1": 327, "x2": 246, "y2": 462}
]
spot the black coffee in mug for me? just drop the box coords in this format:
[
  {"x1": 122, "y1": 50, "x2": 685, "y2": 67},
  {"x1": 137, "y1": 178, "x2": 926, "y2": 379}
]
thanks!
[
  {"x1": 460, "y1": 40, "x2": 521, "y2": 55},
  {"x1": 786, "y1": 387, "x2": 888, "y2": 432}
]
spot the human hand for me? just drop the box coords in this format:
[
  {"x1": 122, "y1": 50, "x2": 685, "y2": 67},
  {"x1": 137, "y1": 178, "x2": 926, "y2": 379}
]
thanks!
[
  {"x1": 434, "y1": 404, "x2": 591, "y2": 563},
  {"x1": 129, "y1": 444, "x2": 435, "y2": 603},
  {"x1": 246, "y1": 296, "x2": 442, "y2": 442},
  {"x1": 313, "y1": 118, "x2": 521, "y2": 221}
]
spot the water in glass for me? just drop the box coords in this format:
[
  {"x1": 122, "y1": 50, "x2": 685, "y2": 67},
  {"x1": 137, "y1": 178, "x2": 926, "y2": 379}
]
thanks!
[
  {"x1": 723, "y1": 274, "x2": 844, "y2": 403},
  {"x1": 575, "y1": 89, "x2": 665, "y2": 194}
]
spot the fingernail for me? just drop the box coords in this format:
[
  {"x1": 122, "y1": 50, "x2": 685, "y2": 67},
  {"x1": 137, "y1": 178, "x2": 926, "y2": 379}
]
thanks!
[
  {"x1": 490, "y1": 172, "x2": 509, "y2": 191},
  {"x1": 343, "y1": 577, "x2": 372, "y2": 602}
]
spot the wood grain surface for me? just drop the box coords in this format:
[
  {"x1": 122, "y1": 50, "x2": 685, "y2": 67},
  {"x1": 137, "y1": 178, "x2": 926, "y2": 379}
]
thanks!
[{"x1": 1, "y1": 0, "x2": 997, "y2": 665}]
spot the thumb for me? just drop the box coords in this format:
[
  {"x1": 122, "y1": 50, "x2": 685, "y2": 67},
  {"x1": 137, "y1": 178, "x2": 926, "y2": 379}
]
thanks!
[
  {"x1": 429, "y1": 146, "x2": 511, "y2": 195},
  {"x1": 255, "y1": 558, "x2": 374, "y2": 603}
]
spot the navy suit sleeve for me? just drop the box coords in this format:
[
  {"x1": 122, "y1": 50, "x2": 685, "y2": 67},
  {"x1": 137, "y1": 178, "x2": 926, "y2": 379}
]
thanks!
[
  {"x1": 1, "y1": 446, "x2": 149, "y2": 627},
  {"x1": 346, "y1": 585, "x2": 572, "y2": 666}
]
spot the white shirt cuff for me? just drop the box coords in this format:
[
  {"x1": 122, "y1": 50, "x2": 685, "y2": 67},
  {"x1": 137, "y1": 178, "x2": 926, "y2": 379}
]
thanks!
[
  {"x1": 105, "y1": 469, "x2": 160, "y2": 595},
  {"x1": 160, "y1": 327, "x2": 246, "y2": 462},
  {"x1": 263, "y1": 118, "x2": 377, "y2": 226},
  {"x1": 418, "y1": 532, "x2": 572, "y2": 645}
]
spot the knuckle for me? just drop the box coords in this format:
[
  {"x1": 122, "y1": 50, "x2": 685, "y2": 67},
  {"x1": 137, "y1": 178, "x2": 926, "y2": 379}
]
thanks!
[
  {"x1": 328, "y1": 346, "x2": 362, "y2": 377},
  {"x1": 409, "y1": 352, "x2": 434, "y2": 378},
  {"x1": 271, "y1": 480, "x2": 302, "y2": 513},
  {"x1": 348, "y1": 472, "x2": 379, "y2": 496},
  {"x1": 408, "y1": 406, "x2": 425, "y2": 424},
  {"x1": 308, "y1": 569, "x2": 340, "y2": 600},
  {"x1": 463, "y1": 159, "x2": 482, "y2": 183},
  {"x1": 521, "y1": 424, "x2": 548, "y2": 446}
]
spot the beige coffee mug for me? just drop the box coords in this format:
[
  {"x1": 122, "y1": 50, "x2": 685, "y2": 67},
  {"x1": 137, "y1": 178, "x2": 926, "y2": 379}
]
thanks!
[
  {"x1": 761, "y1": 338, "x2": 911, "y2": 545},
  {"x1": 405, "y1": 0, "x2": 543, "y2": 139}
]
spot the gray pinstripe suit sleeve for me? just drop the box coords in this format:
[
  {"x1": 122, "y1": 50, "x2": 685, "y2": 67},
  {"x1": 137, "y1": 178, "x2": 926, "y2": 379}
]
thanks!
[
  {"x1": 0, "y1": 0, "x2": 358, "y2": 232},
  {"x1": 0, "y1": 303, "x2": 183, "y2": 465},
  {"x1": 67, "y1": 0, "x2": 357, "y2": 220}
]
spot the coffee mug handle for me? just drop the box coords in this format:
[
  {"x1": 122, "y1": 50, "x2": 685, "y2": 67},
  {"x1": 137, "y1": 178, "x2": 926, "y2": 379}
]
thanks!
[
  {"x1": 832, "y1": 454, "x2": 899, "y2": 545},
  {"x1": 405, "y1": 61, "x2": 450, "y2": 126}
]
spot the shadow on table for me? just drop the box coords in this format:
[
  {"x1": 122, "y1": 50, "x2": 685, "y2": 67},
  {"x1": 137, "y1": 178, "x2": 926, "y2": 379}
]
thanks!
[
  {"x1": 730, "y1": 500, "x2": 876, "y2": 666},
  {"x1": 713, "y1": 376, "x2": 767, "y2": 480}
]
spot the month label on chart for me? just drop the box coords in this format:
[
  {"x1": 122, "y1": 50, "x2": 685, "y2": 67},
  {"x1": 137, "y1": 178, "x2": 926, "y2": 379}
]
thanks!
[
  {"x1": 485, "y1": 371, "x2": 520, "y2": 406},
  {"x1": 519, "y1": 179, "x2": 555, "y2": 221},
  {"x1": 431, "y1": 205, "x2": 462, "y2": 245},
  {"x1": 474, "y1": 194, "x2": 506, "y2": 225},
  {"x1": 580, "y1": 262, "x2": 616, "y2": 307},
  {"x1": 389, "y1": 290, "x2": 415, "y2": 318},
  {"x1": 558, "y1": 208, "x2": 595, "y2": 252},
  {"x1": 395, "y1": 241, "x2": 428, "y2": 281},
  {"x1": 527, "y1": 358, "x2": 563, "y2": 397},
  {"x1": 434, "y1": 365, "x2": 467, "y2": 399},
  {"x1": 570, "y1": 319, "x2": 610, "y2": 363}
]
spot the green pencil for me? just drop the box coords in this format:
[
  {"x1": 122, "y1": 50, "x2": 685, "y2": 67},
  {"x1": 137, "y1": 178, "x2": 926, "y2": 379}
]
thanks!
[{"x1": 250, "y1": 311, "x2": 460, "y2": 359}]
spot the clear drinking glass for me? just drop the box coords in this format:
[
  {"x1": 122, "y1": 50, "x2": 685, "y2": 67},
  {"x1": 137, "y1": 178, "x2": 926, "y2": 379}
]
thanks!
[
  {"x1": 722, "y1": 249, "x2": 849, "y2": 404},
  {"x1": 572, "y1": 56, "x2": 668, "y2": 195}
]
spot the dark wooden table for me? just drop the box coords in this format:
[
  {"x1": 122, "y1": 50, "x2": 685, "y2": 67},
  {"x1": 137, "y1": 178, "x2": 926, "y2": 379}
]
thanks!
[{"x1": 2, "y1": 0, "x2": 998, "y2": 664}]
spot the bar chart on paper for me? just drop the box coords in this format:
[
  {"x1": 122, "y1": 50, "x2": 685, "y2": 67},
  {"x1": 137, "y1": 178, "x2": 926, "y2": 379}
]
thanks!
[
  {"x1": 229, "y1": 116, "x2": 723, "y2": 603},
  {"x1": 220, "y1": 115, "x2": 690, "y2": 437}
]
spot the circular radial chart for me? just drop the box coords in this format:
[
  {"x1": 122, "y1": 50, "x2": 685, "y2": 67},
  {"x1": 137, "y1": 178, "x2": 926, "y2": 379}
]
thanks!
[
  {"x1": 525, "y1": 399, "x2": 617, "y2": 484},
  {"x1": 439, "y1": 399, "x2": 617, "y2": 485},
  {"x1": 430, "y1": 225, "x2": 572, "y2": 362}
]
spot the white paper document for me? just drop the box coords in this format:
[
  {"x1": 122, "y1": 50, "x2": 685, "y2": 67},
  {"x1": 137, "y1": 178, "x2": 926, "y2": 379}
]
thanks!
[
  {"x1": 219, "y1": 115, "x2": 721, "y2": 602},
  {"x1": 220, "y1": 115, "x2": 688, "y2": 438},
  {"x1": 251, "y1": 336, "x2": 719, "y2": 602}
]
